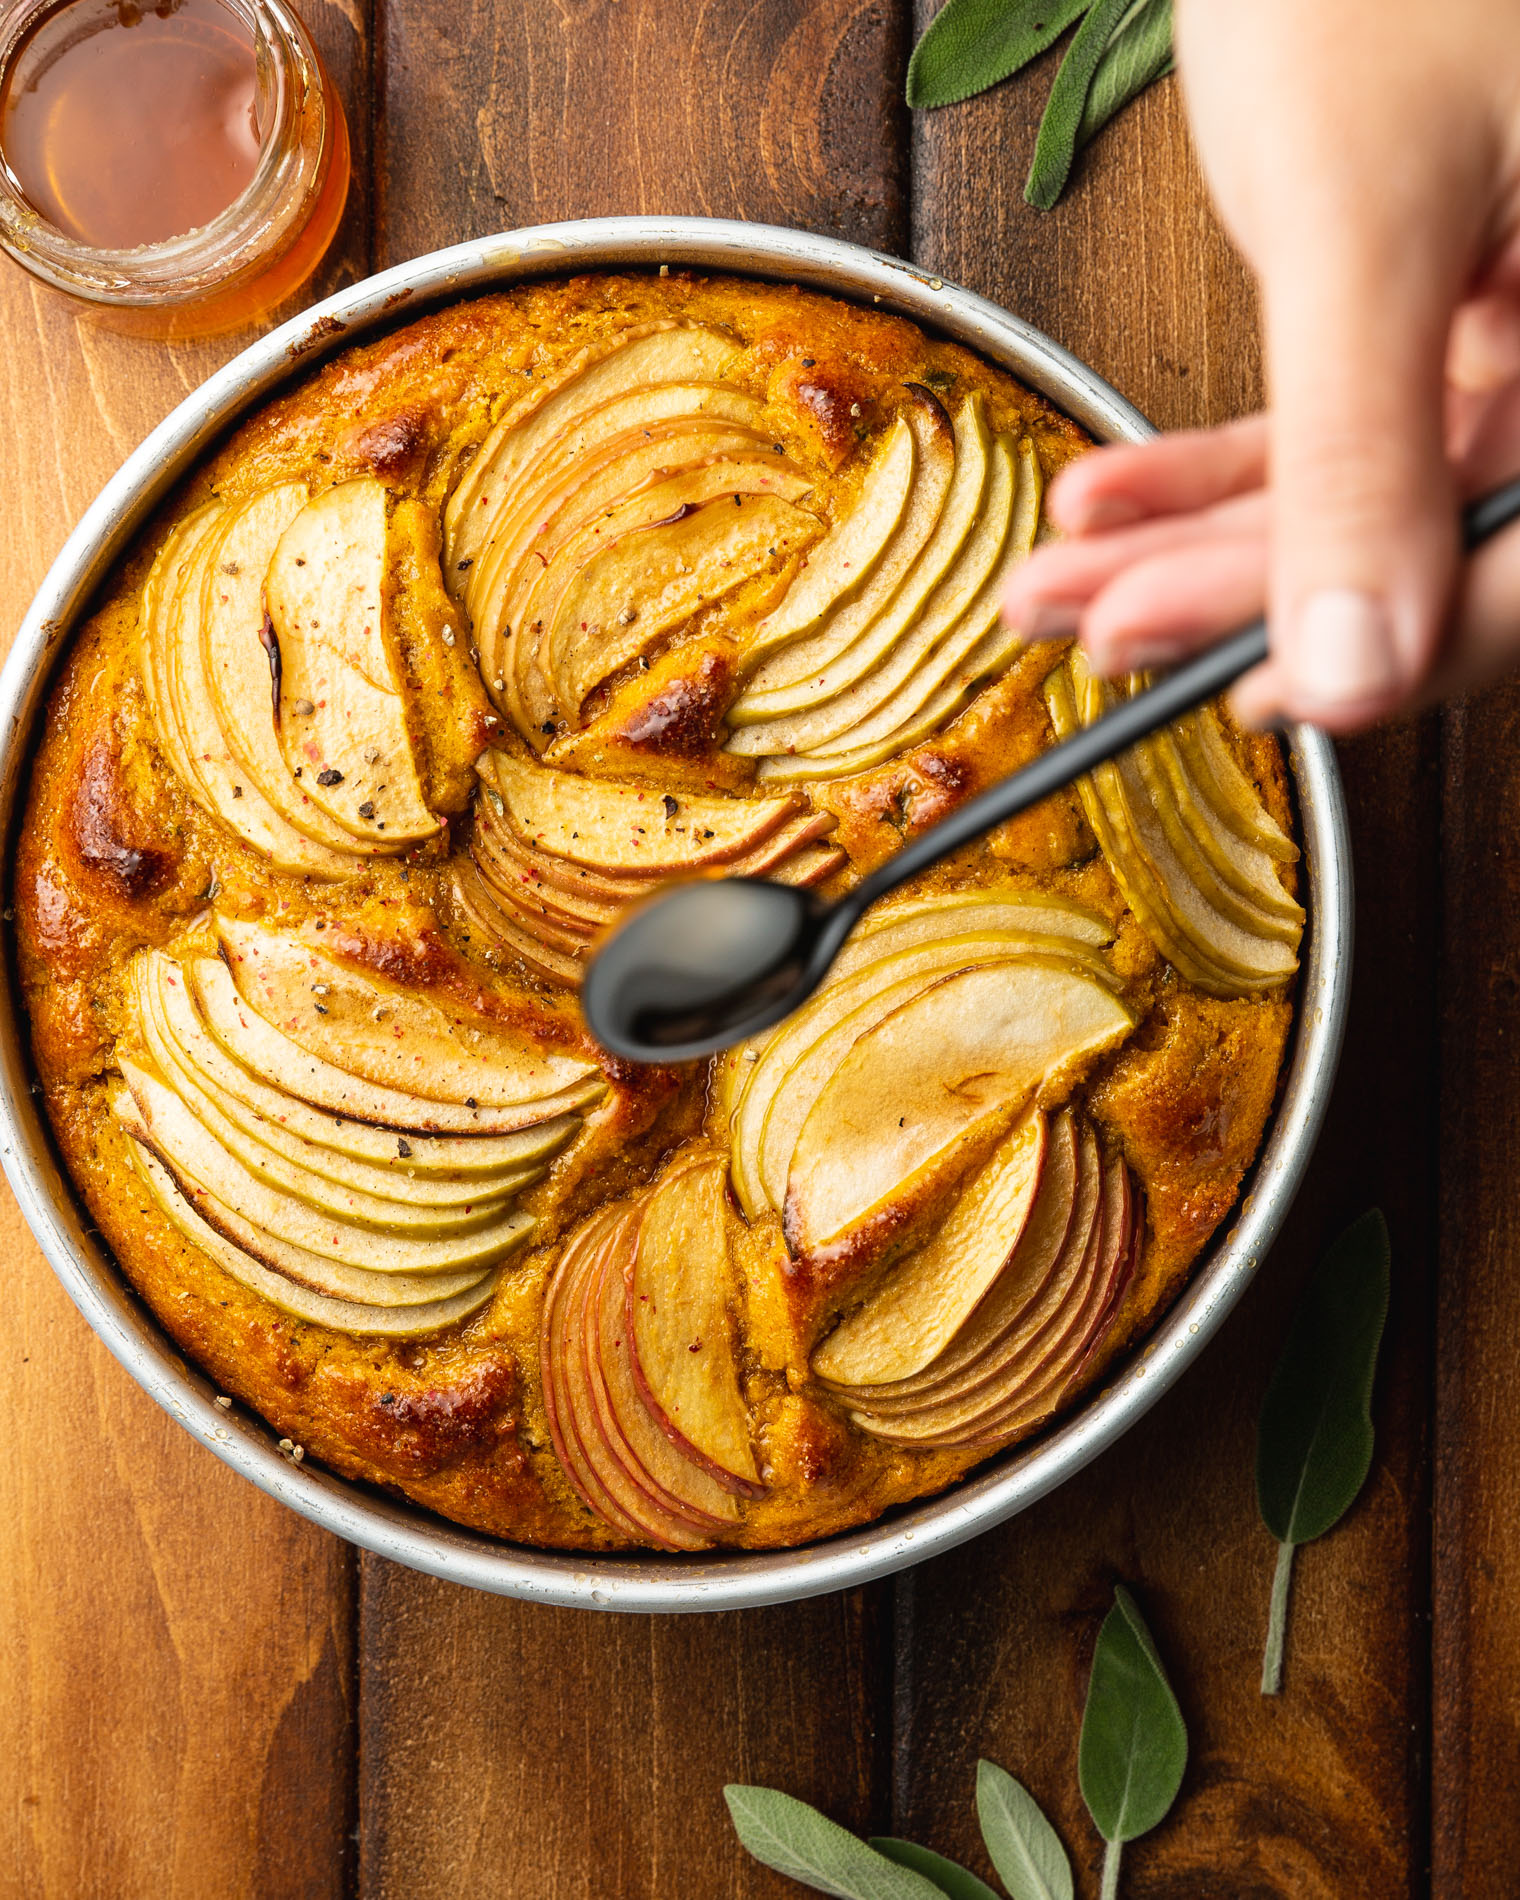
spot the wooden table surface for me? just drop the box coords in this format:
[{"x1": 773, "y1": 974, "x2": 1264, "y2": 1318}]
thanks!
[{"x1": 0, "y1": 4, "x2": 1507, "y2": 1895}]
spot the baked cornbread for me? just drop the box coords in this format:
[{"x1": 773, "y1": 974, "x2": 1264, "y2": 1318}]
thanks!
[{"x1": 14, "y1": 273, "x2": 1300, "y2": 1551}]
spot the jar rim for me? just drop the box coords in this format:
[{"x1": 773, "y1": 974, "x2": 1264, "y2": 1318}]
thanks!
[{"x1": 0, "y1": 0, "x2": 334, "y2": 307}]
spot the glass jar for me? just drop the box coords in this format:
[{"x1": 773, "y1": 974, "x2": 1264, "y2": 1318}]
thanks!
[{"x1": 0, "y1": 0, "x2": 349, "y2": 338}]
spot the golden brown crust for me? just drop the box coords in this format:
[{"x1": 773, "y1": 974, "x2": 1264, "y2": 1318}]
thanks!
[{"x1": 13, "y1": 271, "x2": 1296, "y2": 1551}]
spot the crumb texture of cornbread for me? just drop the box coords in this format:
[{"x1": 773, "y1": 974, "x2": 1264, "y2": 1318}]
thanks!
[{"x1": 15, "y1": 273, "x2": 1299, "y2": 1551}]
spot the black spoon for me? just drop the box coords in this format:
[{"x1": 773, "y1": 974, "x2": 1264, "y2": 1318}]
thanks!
[{"x1": 583, "y1": 476, "x2": 1520, "y2": 1063}]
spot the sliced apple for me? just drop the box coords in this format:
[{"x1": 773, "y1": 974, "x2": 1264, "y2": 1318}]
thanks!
[
  {"x1": 129, "y1": 1144, "x2": 503, "y2": 1338},
  {"x1": 133, "y1": 974, "x2": 529, "y2": 1224},
  {"x1": 731, "y1": 391, "x2": 985, "y2": 724},
  {"x1": 545, "y1": 490, "x2": 821, "y2": 724},
  {"x1": 587, "y1": 1209, "x2": 739, "y2": 1531},
  {"x1": 118, "y1": 1060, "x2": 538, "y2": 1276},
  {"x1": 467, "y1": 409, "x2": 773, "y2": 680},
  {"x1": 454, "y1": 866, "x2": 586, "y2": 985},
  {"x1": 540, "y1": 1210, "x2": 649, "y2": 1541},
  {"x1": 1140, "y1": 720, "x2": 1303, "y2": 931},
  {"x1": 785, "y1": 955, "x2": 1133, "y2": 1256},
  {"x1": 858, "y1": 1141, "x2": 1140, "y2": 1448},
  {"x1": 733, "y1": 387, "x2": 956, "y2": 720},
  {"x1": 727, "y1": 893, "x2": 1115, "y2": 1218},
  {"x1": 201, "y1": 485, "x2": 390, "y2": 859},
  {"x1": 265, "y1": 479, "x2": 440, "y2": 845},
  {"x1": 217, "y1": 918, "x2": 600, "y2": 1110},
  {"x1": 628, "y1": 1152, "x2": 762, "y2": 1494},
  {"x1": 445, "y1": 324, "x2": 743, "y2": 576},
  {"x1": 801, "y1": 438, "x2": 1041, "y2": 761},
  {"x1": 1049, "y1": 649, "x2": 1301, "y2": 994},
  {"x1": 157, "y1": 500, "x2": 358, "y2": 878},
  {"x1": 850, "y1": 1124, "x2": 1107, "y2": 1441},
  {"x1": 1173, "y1": 704, "x2": 1298, "y2": 862},
  {"x1": 141, "y1": 951, "x2": 575, "y2": 1175},
  {"x1": 811, "y1": 1106, "x2": 1047, "y2": 1386},
  {"x1": 730, "y1": 433, "x2": 1018, "y2": 764},
  {"x1": 834, "y1": 1110, "x2": 1083, "y2": 1408},
  {"x1": 743, "y1": 413, "x2": 916, "y2": 665},
  {"x1": 485, "y1": 751, "x2": 801, "y2": 872},
  {"x1": 751, "y1": 620, "x2": 1024, "y2": 785},
  {"x1": 193, "y1": 955, "x2": 599, "y2": 1135},
  {"x1": 958, "y1": 1162, "x2": 1140, "y2": 1445},
  {"x1": 139, "y1": 505, "x2": 222, "y2": 791},
  {"x1": 561, "y1": 1209, "x2": 714, "y2": 1550}
]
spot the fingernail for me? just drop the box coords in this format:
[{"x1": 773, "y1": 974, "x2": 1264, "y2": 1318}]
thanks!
[
  {"x1": 1017, "y1": 599, "x2": 1083, "y2": 640},
  {"x1": 1286, "y1": 589, "x2": 1398, "y2": 703}
]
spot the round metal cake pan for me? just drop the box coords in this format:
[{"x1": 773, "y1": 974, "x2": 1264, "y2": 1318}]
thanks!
[{"x1": 0, "y1": 216, "x2": 1352, "y2": 1612}]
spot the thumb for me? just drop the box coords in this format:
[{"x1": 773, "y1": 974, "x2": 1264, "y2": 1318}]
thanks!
[{"x1": 1260, "y1": 211, "x2": 1465, "y2": 727}]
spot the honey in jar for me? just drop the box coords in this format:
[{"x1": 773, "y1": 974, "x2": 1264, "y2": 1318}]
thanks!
[{"x1": 0, "y1": 0, "x2": 349, "y2": 336}]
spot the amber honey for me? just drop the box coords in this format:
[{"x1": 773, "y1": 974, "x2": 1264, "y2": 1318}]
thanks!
[
  {"x1": 0, "y1": 0, "x2": 348, "y2": 335},
  {"x1": 0, "y1": 0, "x2": 264, "y2": 249}
]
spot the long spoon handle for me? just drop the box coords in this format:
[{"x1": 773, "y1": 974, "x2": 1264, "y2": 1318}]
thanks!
[{"x1": 849, "y1": 473, "x2": 1520, "y2": 917}]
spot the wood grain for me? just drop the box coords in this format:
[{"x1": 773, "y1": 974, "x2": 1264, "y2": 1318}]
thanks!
[
  {"x1": 0, "y1": 3, "x2": 373, "y2": 1893},
  {"x1": 1434, "y1": 679, "x2": 1520, "y2": 1895},
  {"x1": 375, "y1": 0, "x2": 908, "y2": 258},
  {"x1": 356, "y1": 4, "x2": 908, "y2": 1895}
]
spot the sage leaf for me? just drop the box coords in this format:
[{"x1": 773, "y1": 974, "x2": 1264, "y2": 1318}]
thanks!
[
  {"x1": 871, "y1": 1837, "x2": 1001, "y2": 1900},
  {"x1": 1024, "y1": 0, "x2": 1134, "y2": 209},
  {"x1": 1076, "y1": 0, "x2": 1173, "y2": 151},
  {"x1": 724, "y1": 1786, "x2": 945, "y2": 1900},
  {"x1": 1078, "y1": 1586, "x2": 1188, "y2": 1900},
  {"x1": 906, "y1": 0, "x2": 1090, "y2": 111},
  {"x1": 975, "y1": 1760, "x2": 1073, "y2": 1900},
  {"x1": 1256, "y1": 1208, "x2": 1390, "y2": 1694}
]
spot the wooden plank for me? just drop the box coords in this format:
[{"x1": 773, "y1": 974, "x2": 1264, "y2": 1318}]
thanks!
[
  {"x1": 356, "y1": 3, "x2": 909, "y2": 1893},
  {"x1": 359, "y1": 1574, "x2": 889, "y2": 1897},
  {"x1": 1433, "y1": 679, "x2": 1520, "y2": 1896},
  {"x1": 375, "y1": 0, "x2": 907, "y2": 257},
  {"x1": 0, "y1": 5, "x2": 373, "y2": 1894},
  {"x1": 900, "y1": 52, "x2": 1434, "y2": 1898}
]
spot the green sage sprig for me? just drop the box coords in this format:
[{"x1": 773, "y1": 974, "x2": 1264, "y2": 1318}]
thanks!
[
  {"x1": 725, "y1": 1760, "x2": 1070, "y2": 1900},
  {"x1": 1078, "y1": 1586, "x2": 1188, "y2": 1900},
  {"x1": 907, "y1": 0, "x2": 1174, "y2": 210},
  {"x1": 1256, "y1": 1209, "x2": 1391, "y2": 1694}
]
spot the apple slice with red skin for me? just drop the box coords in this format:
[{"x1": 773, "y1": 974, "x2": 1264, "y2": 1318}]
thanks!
[
  {"x1": 827, "y1": 1110, "x2": 1081, "y2": 1408},
  {"x1": 584, "y1": 1207, "x2": 738, "y2": 1535},
  {"x1": 849, "y1": 1128, "x2": 1104, "y2": 1441},
  {"x1": 931, "y1": 1161, "x2": 1140, "y2": 1450},
  {"x1": 559, "y1": 1210, "x2": 712, "y2": 1551},
  {"x1": 811, "y1": 1106, "x2": 1047, "y2": 1388},
  {"x1": 454, "y1": 868, "x2": 585, "y2": 987},
  {"x1": 540, "y1": 1210, "x2": 650, "y2": 1543},
  {"x1": 627, "y1": 1151, "x2": 764, "y2": 1497},
  {"x1": 955, "y1": 1163, "x2": 1141, "y2": 1447}
]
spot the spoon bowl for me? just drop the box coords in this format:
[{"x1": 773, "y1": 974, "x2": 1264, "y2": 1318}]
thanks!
[{"x1": 581, "y1": 877, "x2": 840, "y2": 1061}]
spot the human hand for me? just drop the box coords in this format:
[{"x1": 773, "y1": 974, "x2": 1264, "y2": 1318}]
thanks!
[{"x1": 1003, "y1": 0, "x2": 1520, "y2": 731}]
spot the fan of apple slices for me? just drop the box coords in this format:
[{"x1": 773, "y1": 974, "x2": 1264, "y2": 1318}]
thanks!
[
  {"x1": 810, "y1": 1104, "x2": 1140, "y2": 1449},
  {"x1": 1044, "y1": 646, "x2": 1304, "y2": 997},
  {"x1": 540, "y1": 1148, "x2": 764, "y2": 1550},
  {"x1": 441, "y1": 321, "x2": 823, "y2": 745},
  {"x1": 718, "y1": 887, "x2": 1135, "y2": 1262},
  {"x1": 109, "y1": 921, "x2": 604, "y2": 1338},
  {"x1": 456, "y1": 749, "x2": 845, "y2": 983},
  {"x1": 724, "y1": 387, "x2": 1043, "y2": 781},
  {"x1": 137, "y1": 475, "x2": 440, "y2": 876}
]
